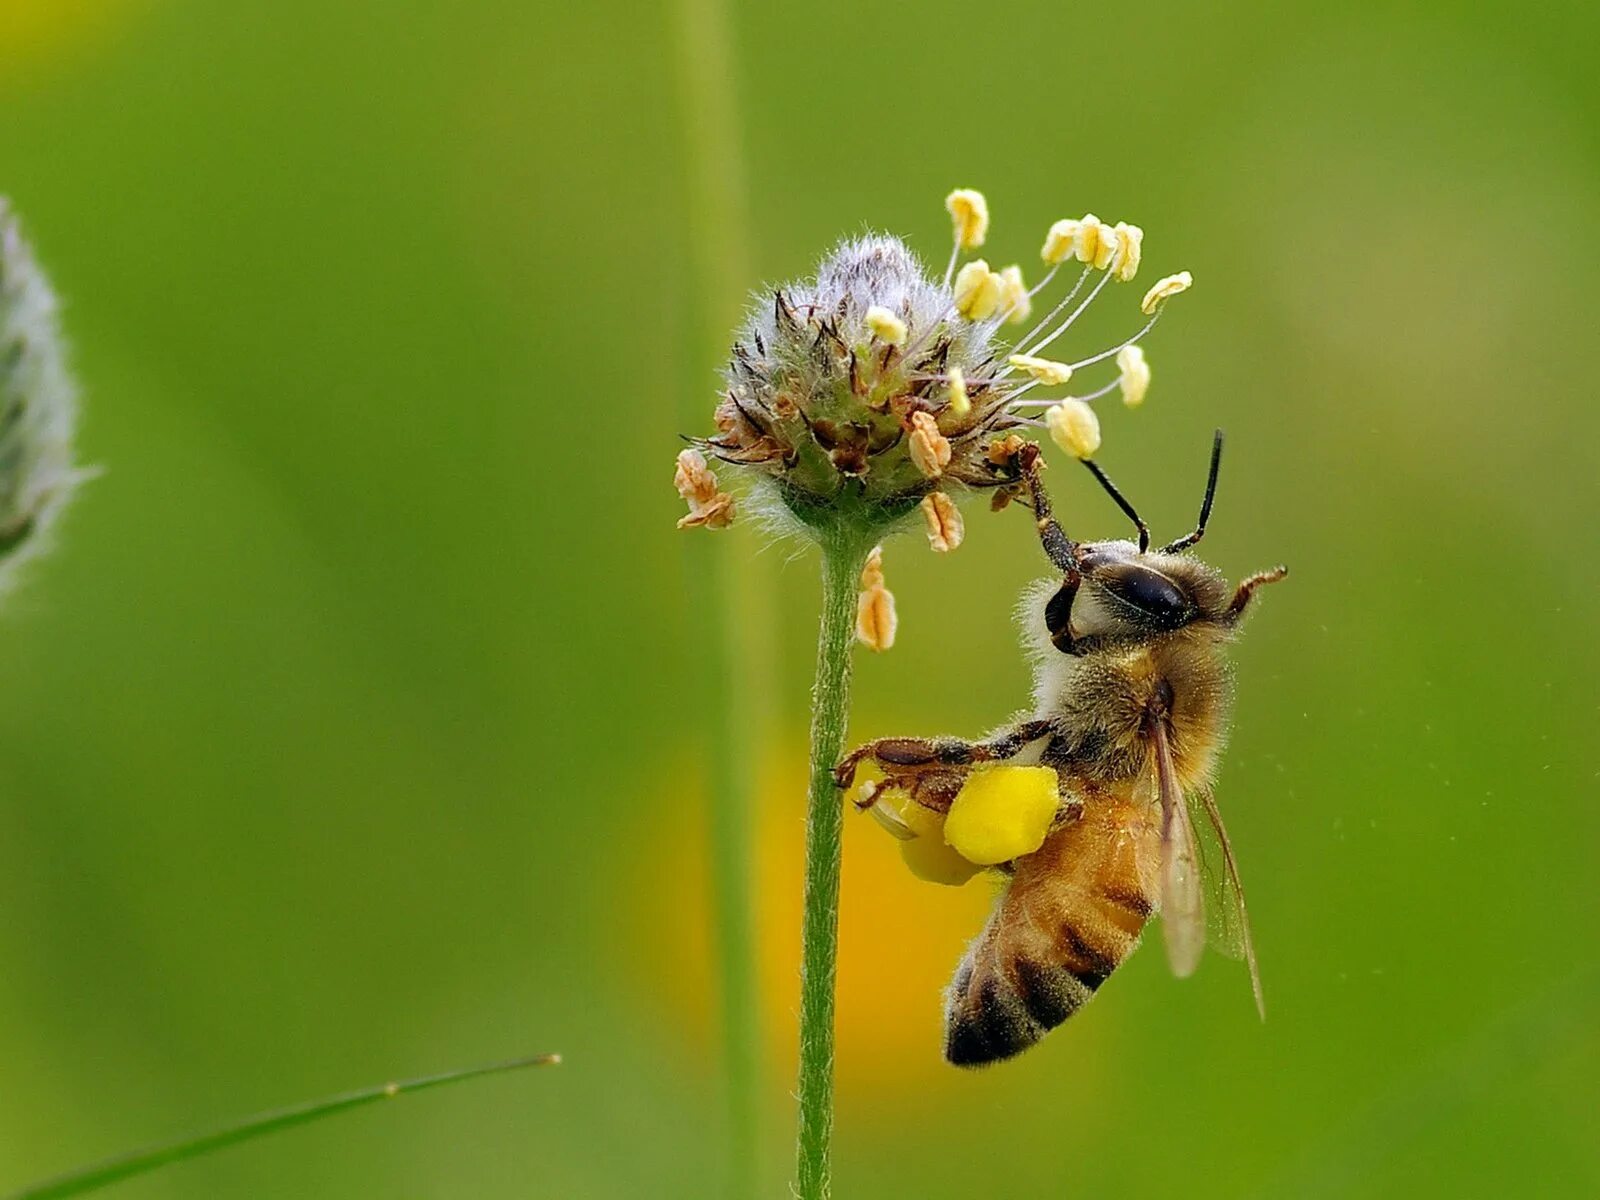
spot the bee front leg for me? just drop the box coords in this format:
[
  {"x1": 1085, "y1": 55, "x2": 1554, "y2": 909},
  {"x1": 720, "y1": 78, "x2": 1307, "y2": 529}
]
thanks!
[
  {"x1": 833, "y1": 720, "x2": 1056, "y2": 794},
  {"x1": 1011, "y1": 443, "x2": 1080, "y2": 574}
]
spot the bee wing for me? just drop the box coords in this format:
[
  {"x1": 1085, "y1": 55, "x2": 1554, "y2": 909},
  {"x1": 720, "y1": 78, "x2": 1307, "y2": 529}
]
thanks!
[
  {"x1": 1151, "y1": 720, "x2": 1204, "y2": 978},
  {"x1": 1192, "y1": 787, "x2": 1266, "y2": 1020}
]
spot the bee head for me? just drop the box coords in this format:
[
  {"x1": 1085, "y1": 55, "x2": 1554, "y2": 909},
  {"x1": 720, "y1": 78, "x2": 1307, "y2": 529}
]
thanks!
[
  {"x1": 1045, "y1": 542, "x2": 1218, "y2": 651},
  {"x1": 1038, "y1": 433, "x2": 1281, "y2": 654}
]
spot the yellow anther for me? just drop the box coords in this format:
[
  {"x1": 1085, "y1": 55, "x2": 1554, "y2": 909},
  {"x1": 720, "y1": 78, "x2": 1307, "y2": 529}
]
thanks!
[
  {"x1": 1074, "y1": 213, "x2": 1116, "y2": 270},
  {"x1": 1117, "y1": 344, "x2": 1150, "y2": 408},
  {"x1": 1140, "y1": 270, "x2": 1193, "y2": 315},
  {"x1": 855, "y1": 545, "x2": 897, "y2": 651},
  {"x1": 946, "y1": 365, "x2": 970, "y2": 417},
  {"x1": 943, "y1": 765, "x2": 1061, "y2": 866},
  {"x1": 1041, "y1": 218, "x2": 1080, "y2": 265},
  {"x1": 864, "y1": 304, "x2": 907, "y2": 346},
  {"x1": 945, "y1": 188, "x2": 990, "y2": 250},
  {"x1": 1045, "y1": 398, "x2": 1101, "y2": 459},
  {"x1": 952, "y1": 259, "x2": 1002, "y2": 320},
  {"x1": 920, "y1": 491, "x2": 963, "y2": 553},
  {"x1": 1007, "y1": 353, "x2": 1073, "y2": 386},
  {"x1": 1112, "y1": 222, "x2": 1143, "y2": 282},
  {"x1": 997, "y1": 264, "x2": 1032, "y2": 325},
  {"x1": 674, "y1": 448, "x2": 736, "y2": 529},
  {"x1": 908, "y1": 410, "x2": 952, "y2": 478}
]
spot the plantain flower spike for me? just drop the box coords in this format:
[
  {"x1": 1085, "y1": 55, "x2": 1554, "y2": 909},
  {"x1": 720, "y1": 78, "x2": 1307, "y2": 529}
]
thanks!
[
  {"x1": 680, "y1": 187, "x2": 1198, "y2": 544},
  {"x1": 0, "y1": 200, "x2": 85, "y2": 595}
]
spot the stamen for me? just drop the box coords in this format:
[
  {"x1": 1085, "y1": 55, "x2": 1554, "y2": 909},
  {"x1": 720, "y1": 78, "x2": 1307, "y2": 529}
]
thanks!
[
  {"x1": 855, "y1": 546, "x2": 897, "y2": 652},
  {"x1": 1065, "y1": 309, "x2": 1163, "y2": 373},
  {"x1": 1111, "y1": 222, "x2": 1143, "y2": 282},
  {"x1": 1045, "y1": 399, "x2": 1101, "y2": 459},
  {"x1": 943, "y1": 188, "x2": 988, "y2": 288},
  {"x1": 1041, "y1": 218, "x2": 1080, "y2": 265},
  {"x1": 1026, "y1": 261, "x2": 1061, "y2": 298},
  {"x1": 1117, "y1": 345, "x2": 1150, "y2": 407},
  {"x1": 1019, "y1": 264, "x2": 1117, "y2": 360},
  {"x1": 864, "y1": 305, "x2": 907, "y2": 346},
  {"x1": 920, "y1": 491, "x2": 964, "y2": 552},
  {"x1": 1141, "y1": 270, "x2": 1193, "y2": 314},
  {"x1": 946, "y1": 189, "x2": 989, "y2": 250},
  {"x1": 947, "y1": 366, "x2": 970, "y2": 416},
  {"x1": 996, "y1": 265, "x2": 1031, "y2": 325},
  {"x1": 1008, "y1": 376, "x2": 1121, "y2": 408},
  {"x1": 942, "y1": 240, "x2": 961, "y2": 290},
  {"x1": 908, "y1": 411, "x2": 952, "y2": 477},
  {"x1": 1074, "y1": 214, "x2": 1116, "y2": 270},
  {"x1": 953, "y1": 260, "x2": 1003, "y2": 320},
  {"x1": 1007, "y1": 354, "x2": 1073, "y2": 386},
  {"x1": 1012, "y1": 266, "x2": 1092, "y2": 354}
]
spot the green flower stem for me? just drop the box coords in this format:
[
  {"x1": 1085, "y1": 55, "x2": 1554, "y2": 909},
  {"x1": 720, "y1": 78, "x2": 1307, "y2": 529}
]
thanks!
[{"x1": 795, "y1": 529, "x2": 872, "y2": 1200}]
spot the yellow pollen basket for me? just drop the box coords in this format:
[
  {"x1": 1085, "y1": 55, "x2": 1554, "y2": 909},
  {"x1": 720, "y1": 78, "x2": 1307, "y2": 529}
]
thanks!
[
  {"x1": 860, "y1": 783, "x2": 982, "y2": 886},
  {"x1": 943, "y1": 765, "x2": 1061, "y2": 866}
]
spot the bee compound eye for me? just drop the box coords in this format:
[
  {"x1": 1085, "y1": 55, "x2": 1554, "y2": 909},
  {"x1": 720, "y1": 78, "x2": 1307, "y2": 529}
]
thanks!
[{"x1": 1098, "y1": 564, "x2": 1190, "y2": 626}]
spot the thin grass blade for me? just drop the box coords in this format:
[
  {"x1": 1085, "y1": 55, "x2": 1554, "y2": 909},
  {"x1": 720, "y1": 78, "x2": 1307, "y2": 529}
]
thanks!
[{"x1": 5, "y1": 1052, "x2": 561, "y2": 1200}]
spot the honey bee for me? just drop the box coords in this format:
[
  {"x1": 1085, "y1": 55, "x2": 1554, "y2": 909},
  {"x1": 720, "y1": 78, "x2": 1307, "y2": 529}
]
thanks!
[{"x1": 834, "y1": 434, "x2": 1286, "y2": 1066}]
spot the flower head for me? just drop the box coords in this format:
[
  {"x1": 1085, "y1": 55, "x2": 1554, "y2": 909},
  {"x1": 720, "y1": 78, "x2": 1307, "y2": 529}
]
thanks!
[
  {"x1": 0, "y1": 199, "x2": 85, "y2": 594},
  {"x1": 680, "y1": 190, "x2": 1195, "y2": 543}
]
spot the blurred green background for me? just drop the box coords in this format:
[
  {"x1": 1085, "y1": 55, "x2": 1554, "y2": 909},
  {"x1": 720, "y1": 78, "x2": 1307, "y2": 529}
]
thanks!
[{"x1": 2, "y1": 1, "x2": 1597, "y2": 1196}]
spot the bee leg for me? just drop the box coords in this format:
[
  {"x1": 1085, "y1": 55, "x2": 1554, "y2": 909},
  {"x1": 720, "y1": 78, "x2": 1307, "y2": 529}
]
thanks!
[
  {"x1": 1227, "y1": 565, "x2": 1289, "y2": 621},
  {"x1": 1011, "y1": 444, "x2": 1079, "y2": 573},
  {"x1": 834, "y1": 721, "x2": 1055, "y2": 792}
]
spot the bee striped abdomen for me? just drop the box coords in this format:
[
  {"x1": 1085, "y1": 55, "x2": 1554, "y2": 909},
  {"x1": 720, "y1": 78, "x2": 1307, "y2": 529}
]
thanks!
[{"x1": 944, "y1": 791, "x2": 1159, "y2": 1067}]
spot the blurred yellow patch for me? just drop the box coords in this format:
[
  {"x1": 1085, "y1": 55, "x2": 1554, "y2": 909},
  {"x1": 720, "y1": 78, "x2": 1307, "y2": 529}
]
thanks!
[
  {"x1": 0, "y1": 0, "x2": 144, "y2": 74},
  {"x1": 943, "y1": 765, "x2": 1060, "y2": 865},
  {"x1": 633, "y1": 753, "x2": 998, "y2": 1095}
]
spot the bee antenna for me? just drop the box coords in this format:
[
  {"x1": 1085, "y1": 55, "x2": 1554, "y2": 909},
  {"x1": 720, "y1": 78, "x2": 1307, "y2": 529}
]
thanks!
[
  {"x1": 1081, "y1": 458, "x2": 1151, "y2": 553},
  {"x1": 1161, "y1": 429, "x2": 1224, "y2": 555}
]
